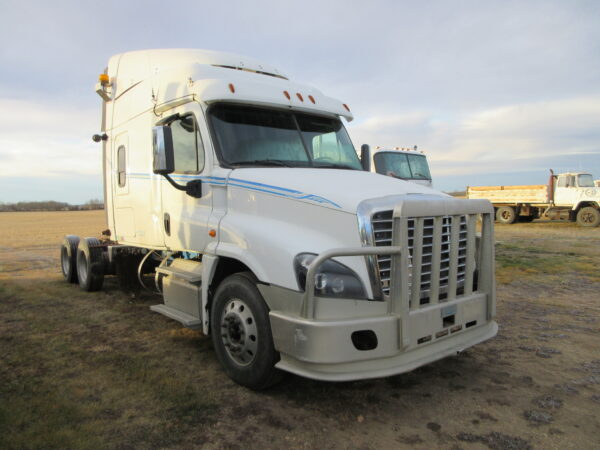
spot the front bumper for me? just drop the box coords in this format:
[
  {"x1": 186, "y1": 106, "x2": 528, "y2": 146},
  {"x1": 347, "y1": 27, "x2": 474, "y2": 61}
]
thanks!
[{"x1": 268, "y1": 291, "x2": 497, "y2": 381}]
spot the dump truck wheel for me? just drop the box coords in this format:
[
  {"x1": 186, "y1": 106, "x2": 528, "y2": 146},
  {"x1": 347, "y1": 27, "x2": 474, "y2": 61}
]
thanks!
[
  {"x1": 496, "y1": 206, "x2": 516, "y2": 224},
  {"x1": 576, "y1": 207, "x2": 600, "y2": 227},
  {"x1": 76, "y1": 237, "x2": 105, "y2": 291},
  {"x1": 211, "y1": 272, "x2": 282, "y2": 390},
  {"x1": 60, "y1": 235, "x2": 80, "y2": 283}
]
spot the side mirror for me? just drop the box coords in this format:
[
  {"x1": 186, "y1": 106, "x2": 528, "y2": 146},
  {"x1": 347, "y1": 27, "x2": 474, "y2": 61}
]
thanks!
[
  {"x1": 152, "y1": 125, "x2": 202, "y2": 198},
  {"x1": 153, "y1": 126, "x2": 175, "y2": 175},
  {"x1": 360, "y1": 144, "x2": 371, "y2": 172}
]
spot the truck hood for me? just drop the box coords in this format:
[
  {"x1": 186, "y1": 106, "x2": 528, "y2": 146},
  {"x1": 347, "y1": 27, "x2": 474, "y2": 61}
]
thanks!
[{"x1": 227, "y1": 168, "x2": 447, "y2": 213}]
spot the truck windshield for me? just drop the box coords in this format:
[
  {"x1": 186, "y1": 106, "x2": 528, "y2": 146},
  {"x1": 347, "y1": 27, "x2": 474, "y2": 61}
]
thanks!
[
  {"x1": 373, "y1": 152, "x2": 431, "y2": 180},
  {"x1": 209, "y1": 104, "x2": 361, "y2": 170},
  {"x1": 578, "y1": 174, "x2": 595, "y2": 187}
]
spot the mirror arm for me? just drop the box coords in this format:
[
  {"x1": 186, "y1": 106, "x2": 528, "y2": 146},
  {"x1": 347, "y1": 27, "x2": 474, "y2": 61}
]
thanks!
[
  {"x1": 163, "y1": 174, "x2": 187, "y2": 191},
  {"x1": 161, "y1": 174, "x2": 202, "y2": 199}
]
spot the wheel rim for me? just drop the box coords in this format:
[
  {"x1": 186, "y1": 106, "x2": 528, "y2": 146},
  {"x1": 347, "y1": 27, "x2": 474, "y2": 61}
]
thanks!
[
  {"x1": 77, "y1": 251, "x2": 88, "y2": 285},
  {"x1": 582, "y1": 212, "x2": 594, "y2": 224},
  {"x1": 501, "y1": 210, "x2": 512, "y2": 220},
  {"x1": 220, "y1": 298, "x2": 258, "y2": 366},
  {"x1": 61, "y1": 246, "x2": 70, "y2": 276}
]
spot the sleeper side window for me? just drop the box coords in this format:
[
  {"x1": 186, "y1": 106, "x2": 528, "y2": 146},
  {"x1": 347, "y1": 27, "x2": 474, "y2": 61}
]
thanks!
[
  {"x1": 117, "y1": 145, "x2": 126, "y2": 187},
  {"x1": 169, "y1": 114, "x2": 205, "y2": 173}
]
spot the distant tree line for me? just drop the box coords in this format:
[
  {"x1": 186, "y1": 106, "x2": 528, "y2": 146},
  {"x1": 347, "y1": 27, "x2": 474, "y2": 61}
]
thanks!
[{"x1": 0, "y1": 199, "x2": 104, "y2": 212}]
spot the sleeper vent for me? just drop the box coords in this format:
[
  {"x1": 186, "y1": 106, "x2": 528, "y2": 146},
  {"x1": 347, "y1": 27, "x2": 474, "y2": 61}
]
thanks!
[{"x1": 211, "y1": 64, "x2": 288, "y2": 80}]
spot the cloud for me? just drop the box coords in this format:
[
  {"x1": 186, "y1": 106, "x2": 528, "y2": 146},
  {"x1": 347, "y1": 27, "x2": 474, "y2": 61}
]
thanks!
[
  {"x1": 1, "y1": 1, "x2": 599, "y2": 200},
  {"x1": 348, "y1": 96, "x2": 600, "y2": 178},
  {"x1": 0, "y1": 97, "x2": 100, "y2": 177}
]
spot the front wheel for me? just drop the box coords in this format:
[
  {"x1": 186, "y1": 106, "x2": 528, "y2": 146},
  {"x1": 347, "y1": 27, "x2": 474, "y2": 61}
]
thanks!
[
  {"x1": 210, "y1": 272, "x2": 282, "y2": 390},
  {"x1": 576, "y1": 207, "x2": 600, "y2": 227}
]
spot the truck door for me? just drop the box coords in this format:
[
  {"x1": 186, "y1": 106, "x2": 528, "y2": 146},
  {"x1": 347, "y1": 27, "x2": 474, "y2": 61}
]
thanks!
[
  {"x1": 159, "y1": 109, "x2": 213, "y2": 252},
  {"x1": 554, "y1": 175, "x2": 578, "y2": 206}
]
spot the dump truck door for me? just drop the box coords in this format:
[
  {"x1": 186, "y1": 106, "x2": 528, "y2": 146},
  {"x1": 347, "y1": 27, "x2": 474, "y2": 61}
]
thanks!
[{"x1": 554, "y1": 175, "x2": 579, "y2": 206}]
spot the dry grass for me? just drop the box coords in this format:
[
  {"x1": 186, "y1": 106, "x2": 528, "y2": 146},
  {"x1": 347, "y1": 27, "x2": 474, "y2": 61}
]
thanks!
[{"x1": 1, "y1": 211, "x2": 599, "y2": 449}]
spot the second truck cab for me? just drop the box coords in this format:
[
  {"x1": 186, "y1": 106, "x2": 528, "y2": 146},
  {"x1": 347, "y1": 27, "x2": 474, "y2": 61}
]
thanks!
[{"x1": 369, "y1": 146, "x2": 433, "y2": 187}]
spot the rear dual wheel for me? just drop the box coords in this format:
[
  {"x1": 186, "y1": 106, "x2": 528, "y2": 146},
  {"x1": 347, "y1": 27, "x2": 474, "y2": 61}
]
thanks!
[
  {"x1": 496, "y1": 206, "x2": 517, "y2": 224},
  {"x1": 60, "y1": 235, "x2": 80, "y2": 283},
  {"x1": 75, "y1": 237, "x2": 104, "y2": 291}
]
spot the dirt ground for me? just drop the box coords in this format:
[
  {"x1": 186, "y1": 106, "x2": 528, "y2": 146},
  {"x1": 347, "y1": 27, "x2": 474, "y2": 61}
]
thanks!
[{"x1": 0, "y1": 210, "x2": 599, "y2": 449}]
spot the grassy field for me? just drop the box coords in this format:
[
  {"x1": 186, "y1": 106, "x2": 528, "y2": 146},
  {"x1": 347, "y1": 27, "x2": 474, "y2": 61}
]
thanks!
[{"x1": 1, "y1": 211, "x2": 599, "y2": 449}]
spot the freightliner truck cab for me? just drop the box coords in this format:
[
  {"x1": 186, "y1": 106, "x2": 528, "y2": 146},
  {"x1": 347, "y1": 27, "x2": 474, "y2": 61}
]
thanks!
[{"x1": 61, "y1": 49, "x2": 497, "y2": 389}]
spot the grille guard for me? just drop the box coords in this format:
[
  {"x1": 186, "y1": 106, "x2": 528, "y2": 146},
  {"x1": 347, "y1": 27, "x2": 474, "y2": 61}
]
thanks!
[{"x1": 303, "y1": 196, "x2": 496, "y2": 348}]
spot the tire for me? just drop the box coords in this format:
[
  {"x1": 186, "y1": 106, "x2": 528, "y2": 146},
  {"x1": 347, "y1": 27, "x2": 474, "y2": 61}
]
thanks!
[
  {"x1": 60, "y1": 235, "x2": 80, "y2": 283},
  {"x1": 576, "y1": 207, "x2": 600, "y2": 227},
  {"x1": 76, "y1": 237, "x2": 105, "y2": 291},
  {"x1": 496, "y1": 206, "x2": 517, "y2": 224},
  {"x1": 211, "y1": 272, "x2": 282, "y2": 390}
]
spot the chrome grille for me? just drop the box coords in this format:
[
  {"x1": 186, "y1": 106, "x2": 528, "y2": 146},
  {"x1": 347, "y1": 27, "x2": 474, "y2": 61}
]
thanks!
[{"x1": 372, "y1": 211, "x2": 468, "y2": 302}]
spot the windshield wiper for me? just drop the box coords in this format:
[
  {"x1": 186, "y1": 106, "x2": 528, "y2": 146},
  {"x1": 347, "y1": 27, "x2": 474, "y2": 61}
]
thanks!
[
  {"x1": 312, "y1": 163, "x2": 357, "y2": 170},
  {"x1": 229, "y1": 159, "x2": 295, "y2": 167}
]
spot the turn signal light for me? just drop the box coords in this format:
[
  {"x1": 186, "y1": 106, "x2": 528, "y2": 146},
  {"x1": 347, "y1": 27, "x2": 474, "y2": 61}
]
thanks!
[
  {"x1": 99, "y1": 73, "x2": 109, "y2": 85},
  {"x1": 209, "y1": 229, "x2": 217, "y2": 237}
]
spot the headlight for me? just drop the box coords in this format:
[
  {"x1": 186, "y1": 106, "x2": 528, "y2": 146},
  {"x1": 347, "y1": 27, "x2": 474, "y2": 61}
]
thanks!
[{"x1": 294, "y1": 253, "x2": 367, "y2": 299}]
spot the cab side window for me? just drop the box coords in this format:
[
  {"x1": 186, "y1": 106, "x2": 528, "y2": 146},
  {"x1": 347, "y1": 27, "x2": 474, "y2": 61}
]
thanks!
[
  {"x1": 169, "y1": 114, "x2": 205, "y2": 173},
  {"x1": 117, "y1": 145, "x2": 126, "y2": 187}
]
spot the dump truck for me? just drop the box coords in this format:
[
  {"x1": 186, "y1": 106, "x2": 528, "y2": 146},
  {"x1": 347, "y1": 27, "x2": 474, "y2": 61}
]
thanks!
[
  {"x1": 467, "y1": 171, "x2": 600, "y2": 227},
  {"x1": 60, "y1": 49, "x2": 497, "y2": 389},
  {"x1": 368, "y1": 146, "x2": 433, "y2": 187}
]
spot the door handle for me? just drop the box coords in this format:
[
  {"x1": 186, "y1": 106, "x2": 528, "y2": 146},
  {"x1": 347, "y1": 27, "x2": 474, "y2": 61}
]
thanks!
[{"x1": 164, "y1": 213, "x2": 171, "y2": 236}]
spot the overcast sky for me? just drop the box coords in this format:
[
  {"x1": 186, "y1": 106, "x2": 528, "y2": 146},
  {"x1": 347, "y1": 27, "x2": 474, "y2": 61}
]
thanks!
[{"x1": 1, "y1": 0, "x2": 599, "y2": 203}]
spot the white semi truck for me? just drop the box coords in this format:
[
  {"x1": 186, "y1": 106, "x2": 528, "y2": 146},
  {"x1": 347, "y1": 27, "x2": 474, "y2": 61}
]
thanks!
[
  {"x1": 467, "y1": 170, "x2": 600, "y2": 227},
  {"x1": 61, "y1": 49, "x2": 497, "y2": 389},
  {"x1": 368, "y1": 146, "x2": 433, "y2": 187}
]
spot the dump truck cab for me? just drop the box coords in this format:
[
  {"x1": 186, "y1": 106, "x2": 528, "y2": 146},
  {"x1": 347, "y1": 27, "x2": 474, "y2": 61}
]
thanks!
[
  {"x1": 552, "y1": 172, "x2": 599, "y2": 208},
  {"x1": 65, "y1": 49, "x2": 498, "y2": 388}
]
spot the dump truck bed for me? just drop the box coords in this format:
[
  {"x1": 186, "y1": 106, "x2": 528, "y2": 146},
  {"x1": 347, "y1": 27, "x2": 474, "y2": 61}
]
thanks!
[{"x1": 466, "y1": 185, "x2": 549, "y2": 204}]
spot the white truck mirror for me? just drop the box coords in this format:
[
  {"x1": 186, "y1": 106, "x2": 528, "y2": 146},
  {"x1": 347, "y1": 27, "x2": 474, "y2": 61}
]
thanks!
[{"x1": 153, "y1": 126, "x2": 175, "y2": 175}]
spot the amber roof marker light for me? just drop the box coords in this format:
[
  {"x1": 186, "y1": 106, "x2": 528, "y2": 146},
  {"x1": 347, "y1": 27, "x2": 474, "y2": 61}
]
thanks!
[
  {"x1": 283, "y1": 90, "x2": 291, "y2": 100},
  {"x1": 228, "y1": 83, "x2": 236, "y2": 93},
  {"x1": 296, "y1": 93, "x2": 304, "y2": 102},
  {"x1": 99, "y1": 73, "x2": 110, "y2": 86},
  {"x1": 308, "y1": 95, "x2": 316, "y2": 104}
]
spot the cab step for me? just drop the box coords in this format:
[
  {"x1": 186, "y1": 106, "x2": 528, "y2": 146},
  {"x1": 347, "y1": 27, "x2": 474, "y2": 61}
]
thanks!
[
  {"x1": 156, "y1": 263, "x2": 203, "y2": 283},
  {"x1": 150, "y1": 304, "x2": 202, "y2": 329}
]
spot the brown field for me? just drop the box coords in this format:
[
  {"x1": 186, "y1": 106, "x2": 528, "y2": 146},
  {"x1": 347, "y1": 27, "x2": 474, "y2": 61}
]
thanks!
[{"x1": 1, "y1": 210, "x2": 599, "y2": 449}]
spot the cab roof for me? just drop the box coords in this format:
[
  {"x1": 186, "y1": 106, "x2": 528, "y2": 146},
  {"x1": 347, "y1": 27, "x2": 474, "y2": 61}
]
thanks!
[{"x1": 105, "y1": 49, "x2": 353, "y2": 122}]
